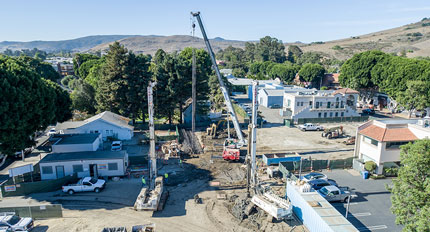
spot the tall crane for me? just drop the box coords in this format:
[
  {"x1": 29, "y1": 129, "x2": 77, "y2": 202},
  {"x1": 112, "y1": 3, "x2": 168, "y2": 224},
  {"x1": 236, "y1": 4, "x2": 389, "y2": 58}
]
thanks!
[{"x1": 191, "y1": 11, "x2": 246, "y2": 147}]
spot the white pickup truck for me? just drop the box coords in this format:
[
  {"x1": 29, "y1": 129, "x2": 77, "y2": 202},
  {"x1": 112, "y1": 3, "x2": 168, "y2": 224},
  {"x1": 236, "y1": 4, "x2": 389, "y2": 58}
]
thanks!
[
  {"x1": 0, "y1": 213, "x2": 33, "y2": 232},
  {"x1": 298, "y1": 123, "x2": 324, "y2": 131},
  {"x1": 317, "y1": 185, "x2": 351, "y2": 202},
  {"x1": 62, "y1": 177, "x2": 106, "y2": 195}
]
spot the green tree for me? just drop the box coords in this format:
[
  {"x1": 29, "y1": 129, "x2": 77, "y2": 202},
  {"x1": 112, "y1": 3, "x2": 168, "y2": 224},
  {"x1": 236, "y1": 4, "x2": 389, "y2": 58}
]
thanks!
[
  {"x1": 269, "y1": 63, "x2": 301, "y2": 83},
  {"x1": 255, "y1": 36, "x2": 286, "y2": 63},
  {"x1": 96, "y1": 42, "x2": 151, "y2": 122},
  {"x1": 397, "y1": 80, "x2": 430, "y2": 118},
  {"x1": 298, "y1": 63, "x2": 325, "y2": 86},
  {"x1": 70, "y1": 79, "x2": 97, "y2": 114},
  {"x1": 287, "y1": 45, "x2": 303, "y2": 63},
  {"x1": 73, "y1": 53, "x2": 99, "y2": 77},
  {"x1": 152, "y1": 49, "x2": 176, "y2": 123},
  {"x1": 77, "y1": 58, "x2": 102, "y2": 79},
  {"x1": 297, "y1": 51, "x2": 323, "y2": 65},
  {"x1": 0, "y1": 56, "x2": 71, "y2": 161},
  {"x1": 17, "y1": 56, "x2": 60, "y2": 81},
  {"x1": 390, "y1": 139, "x2": 430, "y2": 231}
]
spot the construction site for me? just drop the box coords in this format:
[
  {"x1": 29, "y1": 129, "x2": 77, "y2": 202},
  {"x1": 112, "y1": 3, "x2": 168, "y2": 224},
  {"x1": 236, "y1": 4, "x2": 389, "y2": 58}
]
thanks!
[{"x1": 16, "y1": 12, "x2": 367, "y2": 232}]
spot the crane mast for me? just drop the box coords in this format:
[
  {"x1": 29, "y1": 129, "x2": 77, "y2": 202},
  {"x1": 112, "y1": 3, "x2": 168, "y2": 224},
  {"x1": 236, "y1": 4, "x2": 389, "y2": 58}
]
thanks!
[
  {"x1": 148, "y1": 81, "x2": 157, "y2": 189},
  {"x1": 191, "y1": 11, "x2": 246, "y2": 147}
]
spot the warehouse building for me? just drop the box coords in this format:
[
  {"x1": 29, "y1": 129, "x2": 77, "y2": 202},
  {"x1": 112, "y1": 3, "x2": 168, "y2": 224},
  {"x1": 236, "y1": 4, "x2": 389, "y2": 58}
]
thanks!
[
  {"x1": 39, "y1": 151, "x2": 128, "y2": 180},
  {"x1": 51, "y1": 133, "x2": 102, "y2": 153}
]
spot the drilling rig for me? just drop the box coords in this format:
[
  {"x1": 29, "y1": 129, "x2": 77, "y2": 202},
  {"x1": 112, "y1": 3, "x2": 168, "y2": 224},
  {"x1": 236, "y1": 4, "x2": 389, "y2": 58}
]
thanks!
[{"x1": 134, "y1": 81, "x2": 164, "y2": 211}]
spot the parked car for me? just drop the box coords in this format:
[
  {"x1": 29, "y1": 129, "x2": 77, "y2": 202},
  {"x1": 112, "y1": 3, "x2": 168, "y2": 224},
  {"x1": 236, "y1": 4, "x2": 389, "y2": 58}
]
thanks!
[
  {"x1": 62, "y1": 177, "x2": 106, "y2": 194},
  {"x1": 111, "y1": 141, "x2": 122, "y2": 151},
  {"x1": 301, "y1": 172, "x2": 328, "y2": 182},
  {"x1": 308, "y1": 179, "x2": 338, "y2": 190},
  {"x1": 414, "y1": 110, "x2": 427, "y2": 118},
  {"x1": 0, "y1": 214, "x2": 33, "y2": 232},
  {"x1": 269, "y1": 104, "x2": 281, "y2": 109},
  {"x1": 0, "y1": 227, "x2": 12, "y2": 232},
  {"x1": 298, "y1": 123, "x2": 324, "y2": 131},
  {"x1": 317, "y1": 185, "x2": 351, "y2": 202},
  {"x1": 47, "y1": 128, "x2": 57, "y2": 136},
  {"x1": 361, "y1": 108, "x2": 375, "y2": 115},
  {"x1": 13, "y1": 148, "x2": 32, "y2": 159}
]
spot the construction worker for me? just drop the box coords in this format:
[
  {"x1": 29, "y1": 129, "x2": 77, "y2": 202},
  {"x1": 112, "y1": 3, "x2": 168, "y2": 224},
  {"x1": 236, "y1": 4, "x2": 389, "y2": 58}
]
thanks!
[
  {"x1": 142, "y1": 177, "x2": 146, "y2": 187},
  {"x1": 164, "y1": 173, "x2": 168, "y2": 184},
  {"x1": 179, "y1": 159, "x2": 183, "y2": 168}
]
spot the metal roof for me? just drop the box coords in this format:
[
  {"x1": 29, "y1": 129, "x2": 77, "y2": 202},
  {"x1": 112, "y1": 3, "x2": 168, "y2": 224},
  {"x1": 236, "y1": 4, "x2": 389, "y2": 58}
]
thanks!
[
  {"x1": 56, "y1": 111, "x2": 133, "y2": 131},
  {"x1": 53, "y1": 133, "x2": 100, "y2": 145},
  {"x1": 40, "y1": 151, "x2": 127, "y2": 163}
]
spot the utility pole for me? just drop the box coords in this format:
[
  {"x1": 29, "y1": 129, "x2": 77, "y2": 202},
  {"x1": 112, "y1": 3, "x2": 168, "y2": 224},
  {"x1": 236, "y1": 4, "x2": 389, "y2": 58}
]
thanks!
[
  {"x1": 250, "y1": 81, "x2": 258, "y2": 189},
  {"x1": 147, "y1": 81, "x2": 157, "y2": 189},
  {"x1": 192, "y1": 48, "x2": 196, "y2": 132}
]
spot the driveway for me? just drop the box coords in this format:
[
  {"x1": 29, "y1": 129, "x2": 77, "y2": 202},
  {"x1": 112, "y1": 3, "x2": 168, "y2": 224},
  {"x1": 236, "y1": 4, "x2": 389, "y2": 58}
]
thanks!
[
  {"x1": 258, "y1": 105, "x2": 284, "y2": 125},
  {"x1": 321, "y1": 169, "x2": 402, "y2": 232}
]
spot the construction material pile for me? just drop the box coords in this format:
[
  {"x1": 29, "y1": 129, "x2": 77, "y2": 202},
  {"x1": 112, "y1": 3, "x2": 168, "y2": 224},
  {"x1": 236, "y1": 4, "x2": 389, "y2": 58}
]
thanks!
[{"x1": 160, "y1": 141, "x2": 182, "y2": 159}]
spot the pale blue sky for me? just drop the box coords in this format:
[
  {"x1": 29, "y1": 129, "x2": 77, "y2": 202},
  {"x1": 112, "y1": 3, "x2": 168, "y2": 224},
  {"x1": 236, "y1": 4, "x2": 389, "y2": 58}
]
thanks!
[{"x1": 1, "y1": 0, "x2": 430, "y2": 42}]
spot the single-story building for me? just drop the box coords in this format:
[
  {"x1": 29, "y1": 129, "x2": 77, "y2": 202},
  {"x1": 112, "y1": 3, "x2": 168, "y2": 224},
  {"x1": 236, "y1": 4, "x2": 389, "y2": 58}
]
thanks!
[
  {"x1": 354, "y1": 119, "x2": 430, "y2": 174},
  {"x1": 51, "y1": 133, "x2": 102, "y2": 153},
  {"x1": 39, "y1": 150, "x2": 129, "y2": 180},
  {"x1": 56, "y1": 111, "x2": 134, "y2": 141},
  {"x1": 258, "y1": 89, "x2": 284, "y2": 108}
]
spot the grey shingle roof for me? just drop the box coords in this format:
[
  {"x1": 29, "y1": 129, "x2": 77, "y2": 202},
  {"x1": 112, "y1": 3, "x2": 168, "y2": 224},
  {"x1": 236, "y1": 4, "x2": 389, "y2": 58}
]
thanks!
[
  {"x1": 53, "y1": 133, "x2": 101, "y2": 145},
  {"x1": 40, "y1": 150, "x2": 127, "y2": 163},
  {"x1": 56, "y1": 111, "x2": 133, "y2": 131}
]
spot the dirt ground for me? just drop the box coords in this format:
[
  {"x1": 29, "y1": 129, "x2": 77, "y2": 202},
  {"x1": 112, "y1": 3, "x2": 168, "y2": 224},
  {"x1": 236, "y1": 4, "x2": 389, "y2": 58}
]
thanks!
[{"x1": 28, "y1": 149, "x2": 306, "y2": 232}]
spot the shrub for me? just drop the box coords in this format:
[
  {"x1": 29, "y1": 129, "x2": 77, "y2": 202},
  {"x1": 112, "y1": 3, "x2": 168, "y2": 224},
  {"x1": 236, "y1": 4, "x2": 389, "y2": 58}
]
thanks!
[
  {"x1": 383, "y1": 167, "x2": 399, "y2": 177},
  {"x1": 320, "y1": 86, "x2": 328, "y2": 90},
  {"x1": 332, "y1": 45, "x2": 343, "y2": 51},
  {"x1": 370, "y1": 174, "x2": 385, "y2": 179},
  {"x1": 364, "y1": 161, "x2": 377, "y2": 173},
  {"x1": 422, "y1": 22, "x2": 430, "y2": 27}
]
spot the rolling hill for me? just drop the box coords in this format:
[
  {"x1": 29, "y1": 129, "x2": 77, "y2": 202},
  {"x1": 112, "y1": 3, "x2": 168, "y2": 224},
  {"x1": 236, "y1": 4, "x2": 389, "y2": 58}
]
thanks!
[
  {"x1": 297, "y1": 18, "x2": 430, "y2": 60},
  {"x1": 90, "y1": 35, "x2": 246, "y2": 55},
  {"x1": 0, "y1": 35, "x2": 138, "y2": 52}
]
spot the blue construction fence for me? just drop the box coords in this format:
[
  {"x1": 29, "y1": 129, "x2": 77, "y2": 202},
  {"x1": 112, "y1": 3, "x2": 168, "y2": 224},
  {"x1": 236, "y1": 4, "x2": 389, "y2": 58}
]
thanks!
[{"x1": 278, "y1": 157, "x2": 354, "y2": 178}]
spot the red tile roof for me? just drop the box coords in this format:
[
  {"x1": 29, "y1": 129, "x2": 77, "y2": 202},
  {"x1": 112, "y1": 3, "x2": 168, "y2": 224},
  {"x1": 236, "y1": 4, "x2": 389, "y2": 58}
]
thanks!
[
  {"x1": 360, "y1": 125, "x2": 418, "y2": 142},
  {"x1": 334, "y1": 88, "x2": 359, "y2": 95}
]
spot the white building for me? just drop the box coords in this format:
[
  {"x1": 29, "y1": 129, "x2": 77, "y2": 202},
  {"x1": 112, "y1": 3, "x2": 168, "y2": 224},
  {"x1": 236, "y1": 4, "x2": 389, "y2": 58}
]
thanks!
[
  {"x1": 282, "y1": 88, "x2": 360, "y2": 122},
  {"x1": 51, "y1": 133, "x2": 102, "y2": 153},
  {"x1": 39, "y1": 150, "x2": 128, "y2": 180},
  {"x1": 56, "y1": 111, "x2": 134, "y2": 141},
  {"x1": 354, "y1": 119, "x2": 430, "y2": 174}
]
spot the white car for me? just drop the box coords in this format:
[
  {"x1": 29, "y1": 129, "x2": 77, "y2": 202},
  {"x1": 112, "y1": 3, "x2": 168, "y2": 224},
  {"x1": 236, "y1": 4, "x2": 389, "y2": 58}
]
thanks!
[
  {"x1": 47, "y1": 128, "x2": 57, "y2": 136},
  {"x1": 111, "y1": 141, "x2": 122, "y2": 151},
  {"x1": 301, "y1": 172, "x2": 328, "y2": 182},
  {"x1": 298, "y1": 123, "x2": 324, "y2": 131},
  {"x1": 0, "y1": 214, "x2": 33, "y2": 232},
  {"x1": 62, "y1": 177, "x2": 106, "y2": 194}
]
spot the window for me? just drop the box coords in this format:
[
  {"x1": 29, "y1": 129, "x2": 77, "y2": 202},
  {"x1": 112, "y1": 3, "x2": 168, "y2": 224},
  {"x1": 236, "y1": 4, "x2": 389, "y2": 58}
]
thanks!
[
  {"x1": 341, "y1": 101, "x2": 344, "y2": 108},
  {"x1": 364, "y1": 136, "x2": 378, "y2": 146},
  {"x1": 336, "y1": 102, "x2": 339, "y2": 108},
  {"x1": 329, "y1": 112, "x2": 333, "y2": 117},
  {"x1": 318, "y1": 113, "x2": 322, "y2": 118},
  {"x1": 108, "y1": 163, "x2": 118, "y2": 171},
  {"x1": 386, "y1": 141, "x2": 410, "y2": 149},
  {"x1": 106, "y1": 130, "x2": 110, "y2": 134},
  {"x1": 341, "y1": 112, "x2": 344, "y2": 117},
  {"x1": 73, "y1": 164, "x2": 83, "y2": 173},
  {"x1": 335, "y1": 112, "x2": 338, "y2": 117},
  {"x1": 316, "y1": 102, "x2": 319, "y2": 109},
  {"x1": 300, "y1": 102, "x2": 304, "y2": 106},
  {"x1": 287, "y1": 99, "x2": 291, "y2": 107},
  {"x1": 297, "y1": 102, "x2": 300, "y2": 106},
  {"x1": 309, "y1": 101, "x2": 312, "y2": 106},
  {"x1": 324, "y1": 112, "x2": 327, "y2": 118},
  {"x1": 42, "y1": 166, "x2": 53, "y2": 174},
  {"x1": 327, "y1": 102, "x2": 331, "y2": 108},
  {"x1": 95, "y1": 130, "x2": 99, "y2": 133}
]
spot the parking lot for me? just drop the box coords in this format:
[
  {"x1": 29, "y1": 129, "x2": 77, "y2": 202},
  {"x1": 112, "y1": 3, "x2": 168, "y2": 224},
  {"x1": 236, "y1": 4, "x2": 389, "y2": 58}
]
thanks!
[{"x1": 322, "y1": 169, "x2": 402, "y2": 232}]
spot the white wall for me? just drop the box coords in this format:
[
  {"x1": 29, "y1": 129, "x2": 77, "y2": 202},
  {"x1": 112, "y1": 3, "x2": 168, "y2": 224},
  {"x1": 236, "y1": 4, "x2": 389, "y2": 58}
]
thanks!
[
  {"x1": 65, "y1": 120, "x2": 133, "y2": 140},
  {"x1": 40, "y1": 157, "x2": 128, "y2": 180}
]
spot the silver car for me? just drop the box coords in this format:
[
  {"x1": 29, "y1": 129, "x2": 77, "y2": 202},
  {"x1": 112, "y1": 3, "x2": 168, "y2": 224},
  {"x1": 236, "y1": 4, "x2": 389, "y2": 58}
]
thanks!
[{"x1": 0, "y1": 215, "x2": 33, "y2": 231}]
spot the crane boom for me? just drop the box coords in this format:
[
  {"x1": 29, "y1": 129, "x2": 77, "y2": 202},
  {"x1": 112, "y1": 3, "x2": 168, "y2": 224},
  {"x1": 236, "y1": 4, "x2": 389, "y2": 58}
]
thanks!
[{"x1": 191, "y1": 11, "x2": 246, "y2": 147}]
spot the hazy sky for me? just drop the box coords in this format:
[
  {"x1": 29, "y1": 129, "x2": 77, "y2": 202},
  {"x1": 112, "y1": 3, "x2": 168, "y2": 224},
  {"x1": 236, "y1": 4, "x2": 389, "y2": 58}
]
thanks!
[{"x1": 1, "y1": 0, "x2": 430, "y2": 42}]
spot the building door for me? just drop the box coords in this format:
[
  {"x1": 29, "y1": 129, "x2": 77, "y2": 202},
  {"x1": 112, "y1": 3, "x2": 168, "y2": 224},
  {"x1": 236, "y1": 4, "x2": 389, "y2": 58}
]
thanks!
[
  {"x1": 56, "y1": 166, "x2": 65, "y2": 179},
  {"x1": 89, "y1": 164, "x2": 98, "y2": 178}
]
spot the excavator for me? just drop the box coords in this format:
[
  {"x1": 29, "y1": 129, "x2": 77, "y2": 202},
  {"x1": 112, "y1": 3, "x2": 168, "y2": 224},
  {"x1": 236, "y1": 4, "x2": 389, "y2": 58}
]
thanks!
[
  {"x1": 321, "y1": 126, "x2": 344, "y2": 139},
  {"x1": 192, "y1": 12, "x2": 246, "y2": 162}
]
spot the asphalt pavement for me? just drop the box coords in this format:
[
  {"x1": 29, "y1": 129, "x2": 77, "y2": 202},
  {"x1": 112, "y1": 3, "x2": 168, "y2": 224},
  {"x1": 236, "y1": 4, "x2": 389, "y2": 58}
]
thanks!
[{"x1": 322, "y1": 169, "x2": 403, "y2": 232}]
